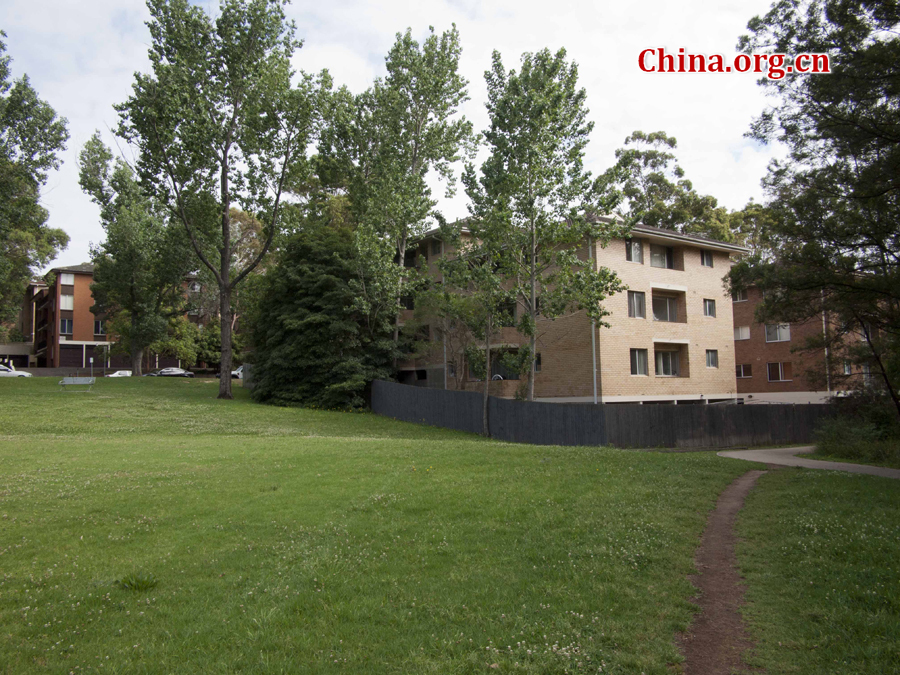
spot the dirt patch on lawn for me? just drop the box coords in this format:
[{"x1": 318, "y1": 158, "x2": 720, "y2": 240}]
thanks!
[{"x1": 677, "y1": 470, "x2": 766, "y2": 674}]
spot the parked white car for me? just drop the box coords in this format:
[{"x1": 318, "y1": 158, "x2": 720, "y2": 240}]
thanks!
[
  {"x1": 0, "y1": 364, "x2": 31, "y2": 377},
  {"x1": 106, "y1": 370, "x2": 132, "y2": 377},
  {"x1": 232, "y1": 365, "x2": 243, "y2": 380}
]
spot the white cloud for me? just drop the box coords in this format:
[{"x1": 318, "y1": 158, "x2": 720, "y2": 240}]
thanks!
[{"x1": 2, "y1": 0, "x2": 782, "y2": 271}]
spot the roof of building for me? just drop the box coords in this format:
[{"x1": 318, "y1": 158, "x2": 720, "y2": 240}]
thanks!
[
  {"x1": 54, "y1": 263, "x2": 95, "y2": 274},
  {"x1": 413, "y1": 217, "x2": 749, "y2": 254}
]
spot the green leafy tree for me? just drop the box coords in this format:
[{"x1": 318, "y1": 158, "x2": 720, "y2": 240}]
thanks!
[
  {"x1": 464, "y1": 48, "x2": 626, "y2": 401},
  {"x1": 79, "y1": 132, "x2": 195, "y2": 375},
  {"x1": 149, "y1": 315, "x2": 201, "y2": 368},
  {"x1": 115, "y1": 0, "x2": 321, "y2": 399},
  {"x1": 730, "y1": 0, "x2": 900, "y2": 420},
  {"x1": 251, "y1": 221, "x2": 395, "y2": 410},
  {"x1": 0, "y1": 32, "x2": 69, "y2": 339},
  {"x1": 597, "y1": 131, "x2": 734, "y2": 241},
  {"x1": 324, "y1": 26, "x2": 475, "y2": 348}
]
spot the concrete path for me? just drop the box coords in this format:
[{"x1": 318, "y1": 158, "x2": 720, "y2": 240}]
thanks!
[{"x1": 718, "y1": 446, "x2": 900, "y2": 480}]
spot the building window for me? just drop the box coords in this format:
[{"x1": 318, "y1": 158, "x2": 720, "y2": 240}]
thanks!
[
  {"x1": 625, "y1": 239, "x2": 643, "y2": 263},
  {"x1": 843, "y1": 361, "x2": 852, "y2": 375},
  {"x1": 431, "y1": 239, "x2": 441, "y2": 256},
  {"x1": 700, "y1": 250, "x2": 714, "y2": 267},
  {"x1": 736, "y1": 364, "x2": 752, "y2": 378},
  {"x1": 732, "y1": 288, "x2": 748, "y2": 302},
  {"x1": 448, "y1": 362, "x2": 457, "y2": 377},
  {"x1": 765, "y1": 324, "x2": 791, "y2": 342},
  {"x1": 94, "y1": 320, "x2": 105, "y2": 335},
  {"x1": 59, "y1": 273, "x2": 75, "y2": 285},
  {"x1": 60, "y1": 294, "x2": 74, "y2": 310},
  {"x1": 703, "y1": 299, "x2": 716, "y2": 317},
  {"x1": 491, "y1": 350, "x2": 521, "y2": 380},
  {"x1": 627, "y1": 291, "x2": 646, "y2": 319},
  {"x1": 655, "y1": 350, "x2": 679, "y2": 376},
  {"x1": 650, "y1": 244, "x2": 674, "y2": 269},
  {"x1": 706, "y1": 349, "x2": 719, "y2": 368},
  {"x1": 60, "y1": 318, "x2": 73, "y2": 335},
  {"x1": 400, "y1": 295, "x2": 414, "y2": 310},
  {"x1": 652, "y1": 295, "x2": 677, "y2": 322},
  {"x1": 630, "y1": 348, "x2": 648, "y2": 375},
  {"x1": 534, "y1": 353, "x2": 542, "y2": 373},
  {"x1": 734, "y1": 326, "x2": 750, "y2": 340},
  {"x1": 767, "y1": 362, "x2": 792, "y2": 382},
  {"x1": 189, "y1": 281, "x2": 201, "y2": 292}
]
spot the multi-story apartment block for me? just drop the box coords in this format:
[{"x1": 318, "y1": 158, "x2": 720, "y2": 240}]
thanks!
[
  {"x1": 31, "y1": 263, "x2": 113, "y2": 368},
  {"x1": 399, "y1": 224, "x2": 748, "y2": 404},
  {"x1": 732, "y1": 286, "x2": 847, "y2": 404}
]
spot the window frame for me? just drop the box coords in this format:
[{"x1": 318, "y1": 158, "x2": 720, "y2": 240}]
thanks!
[
  {"x1": 59, "y1": 273, "x2": 75, "y2": 285},
  {"x1": 736, "y1": 364, "x2": 752, "y2": 378},
  {"x1": 630, "y1": 348, "x2": 648, "y2": 376},
  {"x1": 627, "y1": 291, "x2": 646, "y2": 319},
  {"x1": 625, "y1": 239, "x2": 643, "y2": 264},
  {"x1": 703, "y1": 298, "x2": 716, "y2": 318},
  {"x1": 765, "y1": 324, "x2": 791, "y2": 343},
  {"x1": 60, "y1": 294, "x2": 74, "y2": 311},
  {"x1": 700, "y1": 250, "x2": 714, "y2": 267},
  {"x1": 60, "y1": 318, "x2": 73, "y2": 335},
  {"x1": 734, "y1": 325, "x2": 750, "y2": 340},
  {"x1": 652, "y1": 295, "x2": 678, "y2": 322},
  {"x1": 766, "y1": 362, "x2": 792, "y2": 382},
  {"x1": 431, "y1": 239, "x2": 441, "y2": 256},
  {"x1": 94, "y1": 319, "x2": 105, "y2": 336},
  {"x1": 732, "y1": 288, "x2": 748, "y2": 303},
  {"x1": 655, "y1": 350, "x2": 679, "y2": 377},
  {"x1": 649, "y1": 244, "x2": 674, "y2": 269},
  {"x1": 706, "y1": 349, "x2": 719, "y2": 368}
]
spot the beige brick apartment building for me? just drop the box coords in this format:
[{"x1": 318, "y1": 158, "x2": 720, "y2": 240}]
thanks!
[{"x1": 400, "y1": 224, "x2": 748, "y2": 404}]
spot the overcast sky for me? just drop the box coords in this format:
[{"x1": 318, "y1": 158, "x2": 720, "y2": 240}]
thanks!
[{"x1": 3, "y1": 0, "x2": 784, "y2": 271}]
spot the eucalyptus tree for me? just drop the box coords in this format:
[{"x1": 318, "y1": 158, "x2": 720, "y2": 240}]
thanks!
[
  {"x1": 115, "y1": 0, "x2": 321, "y2": 398},
  {"x1": 325, "y1": 26, "x2": 475, "y2": 346},
  {"x1": 465, "y1": 48, "x2": 626, "y2": 401},
  {"x1": 0, "y1": 32, "x2": 69, "y2": 338},
  {"x1": 78, "y1": 132, "x2": 195, "y2": 375},
  {"x1": 597, "y1": 131, "x2": 733, "y2": 241}
]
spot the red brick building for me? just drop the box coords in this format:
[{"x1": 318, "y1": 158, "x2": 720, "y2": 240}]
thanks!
[{"x1": 732, "y1": 287, "x2": 838, "y2": 404}]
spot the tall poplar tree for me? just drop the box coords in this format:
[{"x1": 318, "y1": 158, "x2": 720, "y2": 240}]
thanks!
[
  {"x1": 115, "y1": 0, "x2": 320, "y2": 398},
  {"x1": 465, "y1": 48, "x2": 625, "y2": 401},
  {"x1": 78, "y1": 133, "x2": 194, "y2": 375},
  {"x1": 325, "y1": 26, "x2": 475, "y2": 347}
]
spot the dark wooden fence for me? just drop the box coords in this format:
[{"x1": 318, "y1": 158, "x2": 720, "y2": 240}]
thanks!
[{"x1": 371, "y1": 380, "x2": 833, "y2": 449}]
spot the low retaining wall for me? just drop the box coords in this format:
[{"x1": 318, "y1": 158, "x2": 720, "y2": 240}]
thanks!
[{"x1": 371, "y1": 380, "x2": 833, "y2": 449}]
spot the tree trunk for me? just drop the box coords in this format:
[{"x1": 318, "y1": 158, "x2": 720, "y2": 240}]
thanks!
[
  {"x1": 393, "y1": 235, "x2": 408, "y2": 357},
  {"x1": 131, "y1": 346, "x2": 144, "y2": 377},
  {"x1": 526, "y1": 225, "x2": 537, "y2": 401},
  {"x1": 218, "y1": 282, "x2": 233, "y2": 399},
  {"x1": 483, "y1": 314, "x2": 491, "y2": 437}
]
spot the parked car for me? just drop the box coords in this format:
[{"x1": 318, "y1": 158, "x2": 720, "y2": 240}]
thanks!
[
  {"x1": 156, "y1": 367, "x2": 194, "y2": 378},
  {"x1": 106, "y1": 370, "x2": 132, "y2": 377},
  {"x1": 142, "y1": 370, "x2": 160, "y2": 377},
  {"x1": 215, "y1": 365, "x2": 244, "y2": 379},
  {"x1": 0, "y1": 364, "x2": 31, "y2": 378}
]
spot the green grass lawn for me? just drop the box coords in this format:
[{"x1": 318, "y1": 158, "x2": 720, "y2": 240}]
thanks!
[
  {"x1": 799, "y1": 450, "x2": 900, "y2": 470},
  {"x1": 737, "y1": 469, "x2": 900, "y2": 674},
  {"x1": 0, "y1": 377, "x2": 756, "y2": 674}
]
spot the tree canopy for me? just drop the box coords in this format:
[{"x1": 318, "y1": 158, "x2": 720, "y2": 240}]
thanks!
[
  {"x1": 463, "y1": 48, "x2": 626, "y2": 400},
  {"x1": 0, "y1": 31, "x2": 69, "y2": 339},
  {"x1": 78, "y1": 132, "x2": 195, "y2": 375},
  {"x1": 730, "y1": 0, "x2": 900, "y2": 418},
  {"x1": 115, "y1": 0, "x2": 321, "y2": 398}
]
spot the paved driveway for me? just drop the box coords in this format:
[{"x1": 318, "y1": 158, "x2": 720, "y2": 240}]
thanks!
[{"x1": 718, "y1": 446, "x2": 900, "y2": 480}]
